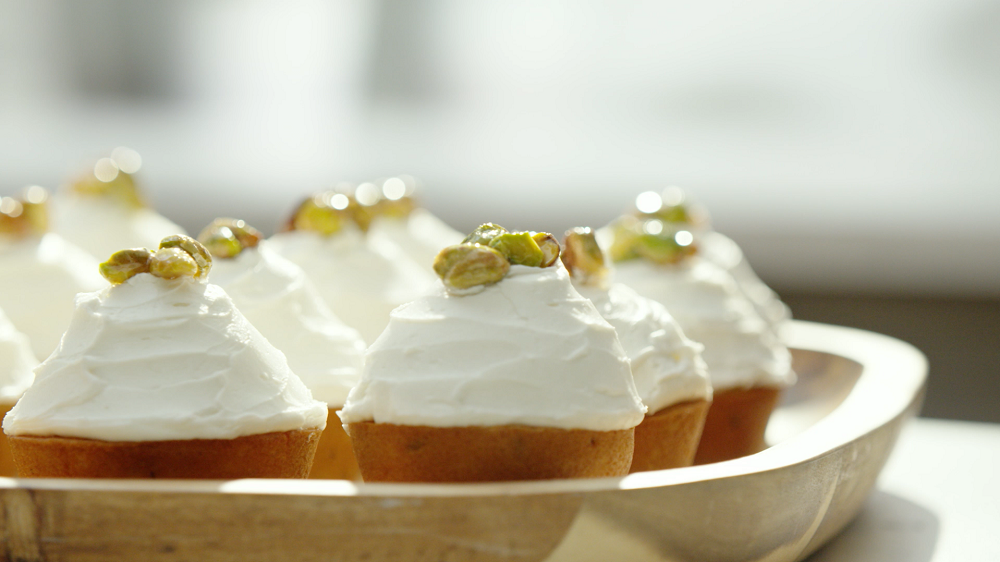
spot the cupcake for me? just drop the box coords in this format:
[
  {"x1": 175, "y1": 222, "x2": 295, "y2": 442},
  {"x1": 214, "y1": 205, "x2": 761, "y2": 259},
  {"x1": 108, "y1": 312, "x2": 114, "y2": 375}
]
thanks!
[
  {"x1": 606, "y1": 188, "x2": 791, "y2": 329},
  {"x1": 562, "y1": 228, "x2": 712, "y2": 472},
  {"x1": 360, "y1": 177, "x2": 465, "y2": 274},
  {"x1": 52, "y1": 147, "x2": 187, "y2": 260},
  {"x1": 2, "y1": 235, "x2": 327, "y2": 478},
  {"x1": 199, "y1": 218, "x2": 365, "y2": 479},
  {"x1": 0, "y1": 187, "x2": 105, "y2": 359},
  {"x1": 268, "y1": 189, "x2": 438, "y2": 343},
  {"x1": 339, "y1": 224, "x2": 646, "y2": 483},
  {"x1": 0, "y1": 306, "x2": 37, "y2": 476},
  {"x1": 603, "y1": 216, "x2": 795, "y2": 464}
]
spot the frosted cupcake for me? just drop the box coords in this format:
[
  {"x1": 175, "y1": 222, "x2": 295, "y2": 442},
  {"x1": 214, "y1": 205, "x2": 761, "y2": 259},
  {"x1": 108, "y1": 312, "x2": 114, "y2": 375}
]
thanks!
[
  {"x1": 563, "y1": 228, "x2": 712, "y2": 472},
  {"x1": 605, "y1": 188, "x2": 791, "y2": 329},
  {"x1": 200, "y1": 218, "x2": 365, "y2": 479},
  {"x1": 340, "y1": 224, "x2": 646, "y2": 482},
  {"x1": 360, "y1": 177, "x2": 465, "y2": 274},
  {"x1": 0, "y1": 187, "x2": 105, "y2": 359},
  {"x1": 53, "y1": 147, "x2": 186, "y2": 260},
  {"x1": 604, "y1": 216, "x2": 794, "y2": 464},
  {"x1": 0, "y1": 307, "x2": 37, "y2": 476},
  {"x1": 269, "y1": 190, "x2": 438, "y2": 343},
  {"x1": 3, "y1": 235, "x2": 327, "y2": 478}
]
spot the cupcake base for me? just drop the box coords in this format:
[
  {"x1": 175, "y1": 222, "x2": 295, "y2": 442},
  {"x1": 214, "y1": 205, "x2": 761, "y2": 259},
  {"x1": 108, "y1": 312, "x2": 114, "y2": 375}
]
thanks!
[
  {"x1": 0, "y1": 402, "x2": 17, "y2": 477},
  {"x1": 346, "y1": 422, "x2": 634, "y2": 483},
  {"x1": 629, "y1": 398, "x2": 710, "y2": 473},
  {"x1": 8, "y1": 429, "x2": 322, "y2": 479},
  {"x1": 693, "y1": 386, "x2": 781, "y2": 465},
  {"x1": 308, "y1": 409, "x2": 361, "y2": 480}
]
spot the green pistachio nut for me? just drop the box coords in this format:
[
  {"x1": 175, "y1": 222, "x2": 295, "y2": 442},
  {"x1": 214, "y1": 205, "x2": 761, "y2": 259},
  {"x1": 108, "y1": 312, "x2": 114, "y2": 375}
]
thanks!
[
  {"x1": 489, "y1": 231, "x2": 544, "y2": 267},
  {"x1": 635, "y1": 230, "x2": 698, "y2": 264},
  {"x1": 531, "y1": 232, "x2": 560, "y2": 267},
  {"x1": 433, "y1": 244, "x2": 511, "y2": 290},
  {"x1": 290, "y1": 195, "x2": 347, "y2": 235},
  {"x1": 373, "y1": 196, "x2": 415, "y2": 219},
  {"x1": 561, "y1": 227, "x2": 609, "y2": 285},
  {"x1": 462, "y1": 223, "x2": 508, "y2": 246},
  {"x1": 149, "y1": 247, "x2": 200, "y2": 280},
  {"x1": 99, "y1": 248, "x2": 153, "y2": 285},
  {"x1": 347, "y1": 197, "x2": 375, "y2": 233},
  {"x1": 198, "y1": 227, "x2": 242, "y2": 259},
  {"x1": 606, "y1": 216, "x2": 643, "y2": 262},
  {"x1": 72, "y1": 162, "x2": 144, "y2": 208},
  {"x1": 159, "y1": 234, "x2": 212, "y2": 279}
]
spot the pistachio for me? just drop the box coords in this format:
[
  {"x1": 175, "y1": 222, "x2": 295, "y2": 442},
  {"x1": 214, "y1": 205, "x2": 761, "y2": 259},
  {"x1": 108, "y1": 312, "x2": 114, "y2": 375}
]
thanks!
[
  {"x1": 149, "y1": 247, "x2": 200, "y2": 280},
  {"x1": 198, "y1": 218, "x2": 263, "y2": 259},
  {"x1": 634, "y1": 229, "x2": 698, "y2": 264},
  {"x1": 99, "y1": 248, "x2": 153, "y2": 285},
  {"x1": 489, "y1": 231, "x2": 544, "y2": 267},
  {"x1": 373, "y1": 196, "x2": 415, "y2": 219},
  {"x1": 0, "y1": 187, "x2": 49, "y2": 238},
  {"x1": 433, "y1": 244, "x2": 510, "y2": 290},
  {"x1": 531, "y1": 232, "x2": 560, "y2": 267},
  {"x1": 561, "y1": 227, "x2": 609, "y2": 286},
  {"x1": 462, "y1": 223, "x2": 508, "y2": 246},
  {"x1": 606, "y1": 216, "x2": 643, "y2": 262},
  {"x1": 159, "y1": 234, "x2": 212, "y2": 279},
  {"x1": 71, "y1": 154, "x2": 145, "y2": 208},
  {"x1": 288, "y1": 194, "x2": 349, "y2": 235}
]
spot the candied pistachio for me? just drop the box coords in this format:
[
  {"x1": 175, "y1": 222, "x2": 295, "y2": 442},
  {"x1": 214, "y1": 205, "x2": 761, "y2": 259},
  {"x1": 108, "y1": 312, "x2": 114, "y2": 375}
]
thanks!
[
  {"x1": 531, "y1": 232, "x2": 560, "y2": 267},
  {"x1": 99, "y1": 248, "x2": 153, "y2": 285},
  {"x1": 433, "y1": 244, "x2": 510, "y2": 290},
  {"x1": 149, "y1": 248, "x2": 199, "y2": 280},
  {"x1": 489, "y1": 231, "x2": 544, "y2": 267},
  {"x1": 562, "y1": 227, "x2": 609, "y2": 286},
  {"x1": 198, "y1": 218, "x2": 263, "y2": 259},
  {"x1": 159, "y1": 234, "x2": 212, "y2": 279},
  {"x1": 462, "y1": 223, "x2": 508, "y2": 246}
]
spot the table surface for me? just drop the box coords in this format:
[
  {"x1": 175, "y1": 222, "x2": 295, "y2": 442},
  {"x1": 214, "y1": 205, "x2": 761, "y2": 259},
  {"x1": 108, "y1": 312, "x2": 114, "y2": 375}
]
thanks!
[{"x1": 805, "y1": 417, "x2": 1000, "y2": 562}]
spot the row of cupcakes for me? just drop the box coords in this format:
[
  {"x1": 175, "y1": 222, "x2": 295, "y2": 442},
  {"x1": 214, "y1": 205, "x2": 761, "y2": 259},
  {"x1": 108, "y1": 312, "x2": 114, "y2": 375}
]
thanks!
[{"x1": 0, "y1": 150, "x2": 793, "y2": 480}]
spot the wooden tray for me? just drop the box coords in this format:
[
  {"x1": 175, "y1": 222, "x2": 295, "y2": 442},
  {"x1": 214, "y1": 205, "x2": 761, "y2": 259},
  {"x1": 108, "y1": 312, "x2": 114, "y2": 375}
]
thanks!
[{"x1": 0, "y1": 321, "x2": 927, "y2": 562}]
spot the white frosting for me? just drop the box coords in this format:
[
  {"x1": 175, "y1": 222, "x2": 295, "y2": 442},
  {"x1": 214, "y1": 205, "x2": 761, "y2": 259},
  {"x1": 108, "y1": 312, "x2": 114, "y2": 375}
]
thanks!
[
  {"x1": 52, "y1": 194, "x2": 187, "y2": 261},
  {"x1": 700, "y1": 231, "x2": 791, "y2": 328},
  {"x1": 268, "y1": 228, "x2": 439, "y2": 344},
  {"x1": 2, "y1": 275, "x2": 328, "y2": 441},
  {"x1": 575, "y1": 283, "x2": 712, "y2": 413},
  {"x1": 339, "y1": 263, "x2": 647, "y2": 431},
  {"x1": 0, "y1": 233, "x2": 105, "y2": 359},
  {"x1": 208, "y1": 244, "x2": 366, "y2": 406},
  {"x1": 614, "y1": 258, "x2": 795, "y2": 391},
  {"x1": 368, "y1": 208, "x2": 465, "y2": 273},
  {"x1": 0, "y1": 307, "x2": 36, "y2": 404}
]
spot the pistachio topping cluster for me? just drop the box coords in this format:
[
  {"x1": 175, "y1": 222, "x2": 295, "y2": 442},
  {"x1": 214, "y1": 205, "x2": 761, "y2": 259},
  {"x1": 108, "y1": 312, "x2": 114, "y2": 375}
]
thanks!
[
  {"x1": 99, "y1": 234, "x2": 212, "y2": 285},
  {"x1": 0, "y1": 186, "x2": 49, "y2": 238},
  {"x1": 70, "y1": 147, "x2": 146, "y2": 208},
  {"x1": 606, "y1": 215, "x2": 698, "y2": 265},
  {"x1": 631, "y1": 187, "x2": 708, "y2": 228},
  {"x1": 433, "y1": 223, "x2": 560, "y2": 290},
  {"x1": 561, "y1": 227, "x2": 610, "y2": 288},
  {"x1": 285, "y1": 177, "x2": 422, "y2": 236},
  {"x1": 197, "y1": 218, "x2": 264, "y2": 259}
]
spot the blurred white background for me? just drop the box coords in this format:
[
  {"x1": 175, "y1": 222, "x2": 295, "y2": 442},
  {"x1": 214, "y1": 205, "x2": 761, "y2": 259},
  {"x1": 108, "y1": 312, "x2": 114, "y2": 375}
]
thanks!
[{"x1": 2, "y1": 0, "x2": 998, "y2": 296}]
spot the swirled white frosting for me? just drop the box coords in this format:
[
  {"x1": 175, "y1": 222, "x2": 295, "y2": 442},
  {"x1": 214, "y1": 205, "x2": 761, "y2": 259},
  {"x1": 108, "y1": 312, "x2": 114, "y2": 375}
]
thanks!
[
  {"x1": 0, "y1": 307, "x2": 36, "y2": 404},
  {"x1": 368, "y1": 208, "x2": 465, "y2": 273},
  {"x1": 339, "y1": 263, "x2": 647, "y2": 431},
  {"x1": 208, "y1": 244, "x2": 366, "y2": 406},
  {"x1": 2, "y1": 274, "x2": 327, "y2": 441},
  {"x1": 52, "y1": 194, "x2": 187, "y2": 261},
  {"x1": 700, "y1": 231, "x2": 791, "y2": 328},
  {"x1": 0, "y1": 233, "x2": 105, "y2": 359},
  {"x1": 268, "y1": 228, "x2": 439, "y2": 344},
  {"x1": 575, "y1": 283, "x2": 712, "y2": 413},
  {"x1": 614, "y1": 258, "x2": 794, "y2": 391}
]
